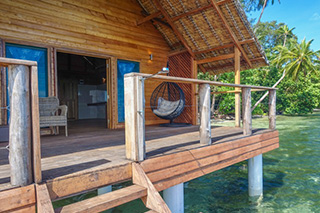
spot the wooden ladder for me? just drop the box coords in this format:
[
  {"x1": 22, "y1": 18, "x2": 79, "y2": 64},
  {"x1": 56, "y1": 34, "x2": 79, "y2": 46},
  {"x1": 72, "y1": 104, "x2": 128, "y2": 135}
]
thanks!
[{"x1": 40, "y1": 163, "x2": 171, "y2": 213}]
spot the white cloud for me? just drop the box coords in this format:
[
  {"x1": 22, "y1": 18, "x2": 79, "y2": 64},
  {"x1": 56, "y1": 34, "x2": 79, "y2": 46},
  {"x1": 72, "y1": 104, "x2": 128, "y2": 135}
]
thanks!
[{"x1": 310, "y1": 13, "x2": 320, "y2": 21}]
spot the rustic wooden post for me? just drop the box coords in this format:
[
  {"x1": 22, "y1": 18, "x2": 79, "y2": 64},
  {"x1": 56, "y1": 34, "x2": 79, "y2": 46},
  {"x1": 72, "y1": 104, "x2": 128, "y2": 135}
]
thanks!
[
  {"x1": 268, "y1": 89, "x2": 276, "y2": 130},
  {"x1": 30, "y1": 65, "x2": 42, "y2": 183},
  {"x1": 199, "y1": 83, "x2": 211, "y2": 145},
  {"x1": 234, "y1": 47, "x2": 241, "y2": 127},
  {"x1": 124, "y1": 73, "x2": 145, "y2": 161},
  {"x1": 8, "y1": 65, "x2": 32, "y2": 186},
  {"x1": 242, "y1": 87, "x2": 252, "y2": 136}
]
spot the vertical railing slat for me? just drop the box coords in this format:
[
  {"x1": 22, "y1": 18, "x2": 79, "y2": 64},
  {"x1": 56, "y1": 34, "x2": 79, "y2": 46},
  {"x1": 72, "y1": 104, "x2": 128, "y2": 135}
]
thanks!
[
  {"x1": 199, "y1": 83, "x2": 211, "y2": 145},
  {"x1": 268, "y1": 89, "x2": 276, "y2": 130},
  {"x1": 242, "y1": 88, "x2": 252, "y2": 136},
  {"x1": 30, "y1": 65, "x2": 42, "y2": 183}
]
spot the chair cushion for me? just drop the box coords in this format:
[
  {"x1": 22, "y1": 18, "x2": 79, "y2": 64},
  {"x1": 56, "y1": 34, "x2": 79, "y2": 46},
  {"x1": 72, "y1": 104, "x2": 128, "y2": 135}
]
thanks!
[{"x1": 153, "y1": 97, "x2": 181, "y2": 117}]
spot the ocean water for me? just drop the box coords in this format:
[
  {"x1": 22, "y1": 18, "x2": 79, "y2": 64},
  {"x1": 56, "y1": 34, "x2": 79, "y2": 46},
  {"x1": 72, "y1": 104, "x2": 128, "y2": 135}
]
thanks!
[{"x1": 54, "y1": 113, "x2": 320, "y2": 212}]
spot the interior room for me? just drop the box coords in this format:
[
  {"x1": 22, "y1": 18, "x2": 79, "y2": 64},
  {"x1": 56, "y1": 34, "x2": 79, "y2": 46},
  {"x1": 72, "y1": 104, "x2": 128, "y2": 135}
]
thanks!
[{"x1": 57, "y1": 52, "x2": 108, "y2": 128}]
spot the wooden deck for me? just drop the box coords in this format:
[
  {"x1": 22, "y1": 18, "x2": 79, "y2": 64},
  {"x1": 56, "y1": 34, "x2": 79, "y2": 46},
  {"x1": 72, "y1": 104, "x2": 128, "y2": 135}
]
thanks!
[{"x1": 0, "y1": 119, "x2": 278, "y2": 194}]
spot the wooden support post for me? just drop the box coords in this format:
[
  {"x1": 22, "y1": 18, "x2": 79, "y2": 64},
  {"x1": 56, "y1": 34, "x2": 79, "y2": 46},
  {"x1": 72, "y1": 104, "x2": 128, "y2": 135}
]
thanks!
[
  {"x1": 31, "y1": 65, "x2": 42, "y2": 183},
  {"x1": 8, "y1": 65, "x2": 32, "y2": 186},
  {"x1": 268, "y1": 89, "x2": 276, "y2": 130},
  {"x1": 242, "y1": 88, "x2": 252, "y2": 136},
  {"x1": 248, "y1": 154, "x2": 263, "y2": 198},
  {"x1": 124, "y1": 74, "x2": 145, "y2": 161},
  {"x1": 191, "y1": 60, "x2": 198, "y2": 125},
  {"x1": 199, "y1": 83, "x2": 211, "y2": 145},
  {"x1": 235, "y1": 47, "x2": 241, "y2": 127}
]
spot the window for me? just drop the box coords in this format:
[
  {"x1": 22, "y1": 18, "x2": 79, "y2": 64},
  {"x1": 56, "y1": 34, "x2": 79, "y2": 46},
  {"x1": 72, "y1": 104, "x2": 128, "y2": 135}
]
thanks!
[
  {"x1": 117, "y1": 59, "x2": 139, "y2": 123},
  {"x1": 6, "y1": 43, "x2": 48, "y2": 97}
]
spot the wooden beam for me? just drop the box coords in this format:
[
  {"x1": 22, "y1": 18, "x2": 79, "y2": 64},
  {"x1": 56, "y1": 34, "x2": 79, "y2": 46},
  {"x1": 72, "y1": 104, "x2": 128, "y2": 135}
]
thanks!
[
  {"x1": 196, "y1": 53, "x2": 235, "y2": 64},
  {"x1": 57, "y1": 185, "x2": 147, "y2": 213},
  {"x1": 199, "y1": 84, "x2": 211, "y2": 145},
  {"x1": 152, "y1": 19, "x2": 172, "y2": 29},
  {"x1": 172, "y1": 4, "x2": 212, "y2": 22},
  {"x1": 242, "y1": 88, "x2": 252, "y2": 136},
  {"x1": 153, "y1": 0, "x2": 195, "y2": 58},
  {"x1": 36, "y1": 184, "x2": 54, "y2": 213},
  {"x1": 132, "y1": 163, "x2": 170, "y2": 213},
  {"x1": 126, "y1": 73, "x2": 278, "y2": 90},
  {"x1": 235, "y1": 47, "x2": 241, "y2": 127},
  {"x1": 210, "y1": 1, "x2": 252, "y2": 67},
  {"x1": 168, "y1": 49, "x2": 188, "y2": 57},
  {"x1": 0, "y1": 185, "x2": 36, "y2": 212},
  {"x1": 0, "y1": 57, "x2": 37, "y2": 67},
  {"x1": 136, "y1": 11, "x2": 162, "y2": 26},
  {"x1": 268, "y1": 90, "x2": 276, "y2": 130},
  {"x1": 194, "y1": 39, "x2": 255, "y2": 55}
]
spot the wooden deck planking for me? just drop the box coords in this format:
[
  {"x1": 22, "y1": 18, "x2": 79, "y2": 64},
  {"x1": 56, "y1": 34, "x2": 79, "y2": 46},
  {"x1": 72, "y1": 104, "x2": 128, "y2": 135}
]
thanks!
[{"x1": 0, "y1": 120, "x2": 277, "y2": 195}]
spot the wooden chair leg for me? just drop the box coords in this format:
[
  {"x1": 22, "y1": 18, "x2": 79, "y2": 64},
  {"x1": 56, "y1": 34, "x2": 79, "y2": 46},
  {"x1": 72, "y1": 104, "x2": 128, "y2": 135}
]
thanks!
[{"x1": 65, "y1": 125, "x2": 68, "y2": 137}]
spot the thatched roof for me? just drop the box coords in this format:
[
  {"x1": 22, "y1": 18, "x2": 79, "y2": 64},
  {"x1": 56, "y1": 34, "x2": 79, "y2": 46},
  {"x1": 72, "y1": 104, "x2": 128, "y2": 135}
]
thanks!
[{"x1": 137, "y1": 0, "x2": 268, "y2": 75}]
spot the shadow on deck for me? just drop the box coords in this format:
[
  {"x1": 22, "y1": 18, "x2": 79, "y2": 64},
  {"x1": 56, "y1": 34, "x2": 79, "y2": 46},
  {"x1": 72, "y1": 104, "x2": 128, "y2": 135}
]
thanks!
[{"x1": 0, "y1": 119, "x2": 273, "y2": 191}]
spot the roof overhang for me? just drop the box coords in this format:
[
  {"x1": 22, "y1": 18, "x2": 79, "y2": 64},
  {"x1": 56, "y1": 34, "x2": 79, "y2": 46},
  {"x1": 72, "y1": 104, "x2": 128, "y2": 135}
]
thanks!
[{"x1": 136, "y1": 0, "x2": 268, "y2": 75}]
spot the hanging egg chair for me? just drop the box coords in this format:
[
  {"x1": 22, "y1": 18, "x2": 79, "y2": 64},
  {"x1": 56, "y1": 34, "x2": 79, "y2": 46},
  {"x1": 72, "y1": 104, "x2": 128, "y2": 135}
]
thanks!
[{"x1": 150, "y1": 82, "x2": 185, "y2": 124}]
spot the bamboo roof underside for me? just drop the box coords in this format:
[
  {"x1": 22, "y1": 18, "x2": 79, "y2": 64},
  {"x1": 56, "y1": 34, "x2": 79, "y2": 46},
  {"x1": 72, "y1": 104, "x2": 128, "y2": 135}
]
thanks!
[{"x1": 137, "y1": 0, "x2": 268, "y2": 75}]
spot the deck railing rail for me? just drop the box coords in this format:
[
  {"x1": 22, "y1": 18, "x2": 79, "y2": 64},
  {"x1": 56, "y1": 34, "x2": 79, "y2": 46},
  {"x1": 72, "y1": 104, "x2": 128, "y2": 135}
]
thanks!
[
  {"x1": 0, "y1": 57, "x2": 41, "y2": 186},
  {"x1": 124, "y1": 72, "x2": 277, "y2": 161}
]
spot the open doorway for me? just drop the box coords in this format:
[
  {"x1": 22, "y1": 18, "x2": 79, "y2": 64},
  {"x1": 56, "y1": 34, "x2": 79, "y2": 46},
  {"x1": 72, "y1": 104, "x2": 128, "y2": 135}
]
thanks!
[{"x1": 57, "y1": 52, "x2": 109, "y2": 129}]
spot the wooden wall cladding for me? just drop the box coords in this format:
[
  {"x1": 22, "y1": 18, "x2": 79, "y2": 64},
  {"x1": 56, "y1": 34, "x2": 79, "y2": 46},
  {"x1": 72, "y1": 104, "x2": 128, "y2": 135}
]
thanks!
[
  {"x1": 168, "y1": 52, "x2": 194, "y2": 124},
  {"x1": 0, "y1": 0, "x2": 171, "y2": 127}
]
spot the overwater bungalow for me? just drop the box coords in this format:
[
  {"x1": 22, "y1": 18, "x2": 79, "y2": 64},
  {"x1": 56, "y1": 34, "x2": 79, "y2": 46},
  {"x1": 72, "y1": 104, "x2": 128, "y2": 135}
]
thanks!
[{"x1": 0, "y1": 0, "x2": 279, "y2": 212}]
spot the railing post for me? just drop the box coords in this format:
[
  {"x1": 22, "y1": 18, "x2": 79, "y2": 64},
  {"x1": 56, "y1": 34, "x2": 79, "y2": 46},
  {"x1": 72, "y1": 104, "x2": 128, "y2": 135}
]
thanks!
[
  {"x1": 124, "y1": 74, "x2": 145, "y2": 161},
  {"x1": 30, "y1": 65, "x2": 42, "y2": 183},
  {"x1": 199, "y1": 83, "x2": 211, "y2": 145},
  {"x1": 242, "y1": 87, "x2": 252, "y2": 136},
  {"x1": 268, "y1": 89, "x2": 276, "y2": 130},
  {"x1": 8, "y1": 65, "x2": 32, "y2": 186}
]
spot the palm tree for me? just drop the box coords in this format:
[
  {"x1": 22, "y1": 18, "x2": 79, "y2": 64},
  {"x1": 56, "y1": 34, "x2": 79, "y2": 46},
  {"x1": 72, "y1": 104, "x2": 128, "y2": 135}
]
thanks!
[
  {"x1": 274, "y1": 38, "x2": 319, "y2": 80},
  {"x1": 256, "y1": 0, "x2": 281, "y2": 26},
  {"x1": 277, "y1": 25, "x2": 295, "y2": 47},
  {"x1": 252, "y1": 39, "x2": 320, "y2": 111}
]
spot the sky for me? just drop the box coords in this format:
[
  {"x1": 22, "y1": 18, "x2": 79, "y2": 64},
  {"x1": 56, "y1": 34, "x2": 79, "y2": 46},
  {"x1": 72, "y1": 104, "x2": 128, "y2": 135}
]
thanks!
[{"x1": 248, "y1": 0, "x2": 320, "y2": 51}]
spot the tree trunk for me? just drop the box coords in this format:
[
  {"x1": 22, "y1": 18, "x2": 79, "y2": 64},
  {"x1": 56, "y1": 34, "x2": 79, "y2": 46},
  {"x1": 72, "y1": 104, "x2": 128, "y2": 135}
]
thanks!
[
  {"x1": 210, "y1": 75, "x2": 217, "y2": 116},
  {"x1": 251, "y1": 70, "x2": 286, "y2": 112},
  {"x1": 255, "y1": 0, "x2": 268, "y2": 27}
]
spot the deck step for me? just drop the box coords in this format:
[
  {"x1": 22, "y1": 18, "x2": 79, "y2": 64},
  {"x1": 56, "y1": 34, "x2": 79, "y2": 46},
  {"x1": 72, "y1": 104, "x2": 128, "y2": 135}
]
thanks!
[{"x1": 57, "y1": 185, "x2": 147, "y2": 213}]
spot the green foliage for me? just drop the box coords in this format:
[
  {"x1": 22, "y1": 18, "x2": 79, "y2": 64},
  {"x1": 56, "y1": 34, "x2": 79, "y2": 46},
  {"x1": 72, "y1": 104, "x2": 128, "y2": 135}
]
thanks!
[{"x1": 198, "y1": 20, "x2": 320, "y2": 115}]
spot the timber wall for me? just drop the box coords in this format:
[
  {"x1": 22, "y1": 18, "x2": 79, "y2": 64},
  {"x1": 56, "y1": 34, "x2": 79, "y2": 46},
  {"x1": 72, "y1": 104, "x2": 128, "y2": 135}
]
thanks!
[{"x1": 0, "y1": 0, "x2": 175, "y2": 127}]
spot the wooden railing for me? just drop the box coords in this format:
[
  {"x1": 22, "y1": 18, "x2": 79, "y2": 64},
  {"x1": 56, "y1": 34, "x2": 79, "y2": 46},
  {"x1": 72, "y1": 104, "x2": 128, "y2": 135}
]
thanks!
[
  {"x1": 124, "y1": 72, "x2": 277, "y2": 161},
  {"x1": 0, "y1": 57, "x2": 41, "y2": 186}
]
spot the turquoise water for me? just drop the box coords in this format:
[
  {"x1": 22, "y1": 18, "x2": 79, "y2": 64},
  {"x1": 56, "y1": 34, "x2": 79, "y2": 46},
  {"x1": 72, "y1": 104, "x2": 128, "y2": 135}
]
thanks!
[
  {"x1": 185, "y1": 112, "x2": 320, "y2": 212},
  {"x1": 54, "y1": 113, "x2": 320, "y2": 212}
]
